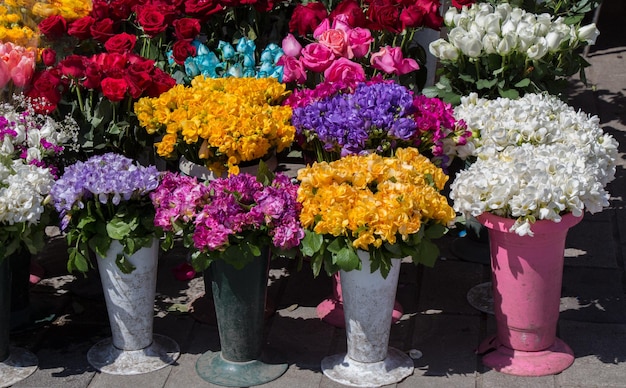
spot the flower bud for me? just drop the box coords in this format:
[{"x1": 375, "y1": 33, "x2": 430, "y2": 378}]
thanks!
[{"x1": 577, "y1": 23, "x2": 600, "y2": 45}]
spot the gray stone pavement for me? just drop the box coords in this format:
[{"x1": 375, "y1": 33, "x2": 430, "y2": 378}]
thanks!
[{"x1": 5, "y1": 2, "x2": 626, "y2": 387}]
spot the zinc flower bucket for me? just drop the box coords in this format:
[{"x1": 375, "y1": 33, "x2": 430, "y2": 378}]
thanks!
[
  {"x1": 195, "y1": 247, "x2": 288, "y2": 387},
  {"x1": 476, "y1": 212, "x2": 582, "y2": 376},
  {"x1": 87, "y1": 238, "x2": 180, "y2": 375},
  {"x1": 321, "y1": 250, "x2": 413, "y2": 387}
]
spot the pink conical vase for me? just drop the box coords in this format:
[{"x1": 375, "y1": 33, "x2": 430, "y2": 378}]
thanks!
[{"x1": 476, "y1": 212, "x2": 582, "y2": 377}]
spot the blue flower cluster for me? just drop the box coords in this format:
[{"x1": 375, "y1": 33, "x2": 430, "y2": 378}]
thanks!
[
  {"x1": 169, "y1": 37, "x2": 284, "y2": 81},
  {"x1": 291, "y1": 82, "x2": 418, "y2": 157},
  {"x1": 50, "y1": 153, "x2": 160, "y2": 218}
]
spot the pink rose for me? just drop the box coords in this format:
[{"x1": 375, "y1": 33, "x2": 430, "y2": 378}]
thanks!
[
  {"x1": 282, "y1": 33, "x2": 302, "y2": 57},
  {"x1": 317, "y1": 28, "x2": 353, "y2": 58},
  {"x1": 277, "y1": 56, "x2": 307, "y2": 84},
  {"x1": 347, "y1": 28, "x2": 373, "y2": 58},
  {"x1": 323, "y1": 57, "x2": 365, "y2": 83},
  {"x1": 300, "y1": 43, "x2": 336, "y2": 72},
  {"x1": 370, "y1": 46, "x2": 419, "y2": 75}
]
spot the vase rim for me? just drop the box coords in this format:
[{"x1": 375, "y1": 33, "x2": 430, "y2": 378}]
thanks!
[{"x1": 477, "y1": 212, "x2": 583, "y2": 234}]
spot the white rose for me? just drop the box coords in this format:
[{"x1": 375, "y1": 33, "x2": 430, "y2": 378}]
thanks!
[
  {"x1": 458, "y1": 34, "x2": 483, "y2": 57},
  {"x1": 482, "y1": 32, "x2": 500, "y2": 54},
  {"x1": 577, "y1": 23, "x2": 600, "y2": 45},
  {"x1": 527, "y1": 37, "x2": 548, "y2": 60},
  {"x1": 429, "y1": 39, "x2": 459, "y2": 61},
  {"x1": 496, "y1": 33, "x2": 516, "y2": 55}
]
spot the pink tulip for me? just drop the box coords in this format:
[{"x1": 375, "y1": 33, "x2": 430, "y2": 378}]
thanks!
[
  {"x1": 370, "y1": 46, "x2": 419, "y2": 75},
  {"x1": 282, "y1": 33, "x2": 303, "y2": 57},
  {"x1": 0, "y1": 42, "x2": 36, "y2": 88}
]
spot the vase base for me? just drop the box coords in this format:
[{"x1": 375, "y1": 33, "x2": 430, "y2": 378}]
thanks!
[
  {"x1": 195, "y1": 351, "x2": 288, "y2": 387},
  {"x1": 480, "y1": 335, "x2": 575, "y2": 376},
  {"x1": 321, "y1": 347, "x2": 414, "y2": 387},
  {"x1": 0, "y1": 346, "x2": 38, "y2": 388},
  {"x1": 316, "y1": 298, "x2": 404, "y2": 328},
  {"x1": 87, "y1": 334, "x2": 180, "y2": 375}
]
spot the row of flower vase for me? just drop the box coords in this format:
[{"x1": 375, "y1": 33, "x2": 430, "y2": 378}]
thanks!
[{"x1": 0, "y1": 210, "x2": 582, "y2": 387}]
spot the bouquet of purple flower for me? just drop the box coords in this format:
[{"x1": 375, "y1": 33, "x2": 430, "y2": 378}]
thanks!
[
  {"x1": 151, "y1": 164, "x2": 304, "y2": 271},
  {"x1": 287, "y1": 79, "x2": 471, "y2": 168},
  {"x1": 49, "y1": 153, "x2": 160, "y2": 273}
]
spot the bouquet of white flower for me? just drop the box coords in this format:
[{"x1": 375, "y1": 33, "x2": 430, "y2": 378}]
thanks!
[
  {"x1": 450, "y1": 93, "x2": 618, "y2": 236},
  {"x1": 425, "y1": 2, "x2": 599, "y2": 103}
]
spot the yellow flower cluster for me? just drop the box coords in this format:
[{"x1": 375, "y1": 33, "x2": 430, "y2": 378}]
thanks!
[
  {"x1": 297, "y1": 147, "x2": 455, "y2": 250},
  {"x1": 5, "y1": 0, "x2": 91, "y2": 22},
  {"x1": 135, "y1": 76, "x2": 295, "y2": 175},
  {"x1": 0, "y1": 4, "x2": 38, "y2": 47}
]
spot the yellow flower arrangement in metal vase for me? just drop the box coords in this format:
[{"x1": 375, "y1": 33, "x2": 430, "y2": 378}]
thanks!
[{"x1": 297, "y1": 147, "x2": 455, "y2": 278}]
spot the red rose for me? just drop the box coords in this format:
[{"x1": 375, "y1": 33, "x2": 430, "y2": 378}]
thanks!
[
  {"x1": 173, "y1": 18, "x2": 201, "y2": 40},
  {"x1": 58, "y1": 55, "x2": 88, "y2": 80},
  {"x1": 367, "y1": 0, "x2": 401, "y2": 33},
  {"x1": 451, "y1": 0, "x2": 475, "y2": 9},
  {"x1": 26, "y1": 70, "x2": 63, "y2": 113},
  {"x1": 400, "y1": 6, "x2": 423, "y2": 30},
  {"x1": 330, "y1": 0, "x2": 367, "y2": 28},
  {"x1": 252, "y1": 0, "x2": 275, "y2": 12},
  {"x1": 109, "y1": 0, "x2": 134, "y2": 20},
  {"x1": 41, "y1": 48, "x2": 57, "y2": 67},
  {"x1": 38, "y1": 15, "x2": 67, "y2": 39},
  {"x1": 82, "y1": 61, "x2": 103, "y2": 89},
  {"x1": 289, "y1": 3, "x2": 329, "y2": 36},
  {"x1": 90, "y1": 18, "x2": 116, "y2": 43},
  {"x1": 125, "y1": 62, "x2": 153, "y2": 98},
  {"x1": 101, "y1": 53, "x2": 128, "y2": 79},
  {"x1": 415, "y1": 0, "x2": 443, "y2": 29},
  {"x1": 101, "y1": 77, "x2": 128, "y2": 102},
  {"x1": 171, "y1": 40, "x2": 197, "y2": 65},
  {"x1": 144, "y1": 68, "x2": 176, "y2": 97},
  {"x1": 184, "y1": 0, "x2": 224, "y2": 20},
  {"x1": 136, "y1": 5, "x2": 169, "y2": 37},
  {"x1": 104, "y1": 33, "x2": 137, "y2": 54},
  {"x1": 67, "y1": 16, "x2": 94, "y2": 40}
]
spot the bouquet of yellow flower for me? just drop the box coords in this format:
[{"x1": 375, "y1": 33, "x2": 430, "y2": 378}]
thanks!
[
  {"x1": 297, "y1": 147, "x2": 455, "y2": 278},
  {"x1": 135, "y1": 76, "x2": 295, "y2": 175}
]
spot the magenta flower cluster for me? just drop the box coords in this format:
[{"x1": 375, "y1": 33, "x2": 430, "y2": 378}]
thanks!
[{"x1": 151, "y1": 171, "x2": 305, "y2": 254}]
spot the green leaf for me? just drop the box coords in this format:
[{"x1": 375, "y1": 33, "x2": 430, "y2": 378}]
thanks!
[
  {"x1": 89, "y1": 234, "x2": 111, "y2": 259},
  {"x1": 77, "y1": 214, "x2": 96, "y2": 229},
  {"x1": 68, "y1": 248, "x2": 90, "y2": 274},
  {"x1": 514, "y1": 78, "x2": 531, "y2": 88},
  {"x1": 498, "y1": 88, "x2": 520, "y2": 99},
  {"x1": 476, "y1": 78, "x2": 498, "y2": 89},
  {"x1": 301, "y1": 230, "x2": 323, "y2": 257},
  {"x1": 424, "y1": 223, "x2": 448, "y2": 240},
  {"x1": 414, "y1": 239, "x2": 440, "y2": 267},
  {"x1": 334, "y1": 246, "x2": 360, "y2": 271},
  {"x1": 106, "y1": 218, "x2": 134, "y2": 240},
  {"x1": 115, "y1": 254, "x2": 136, "y2": 274}
]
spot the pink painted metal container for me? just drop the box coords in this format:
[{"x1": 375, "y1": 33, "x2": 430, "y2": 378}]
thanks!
[{"x1": 476, "y1": 212, "x2": 583, "y2": 376}]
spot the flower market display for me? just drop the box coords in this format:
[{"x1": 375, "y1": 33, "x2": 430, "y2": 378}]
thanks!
[
  {"x1": 450, "y1": 92, "x2": 619, "y2": 236},
  {"x1": 135, "y1": 76, "x2": 295, "y2": 175},
  {"x1": 426, "y1": 2, "x2": 599, "y2": 103},
  {"x1": 298, "y1": 147, "x2": 455, "y2": 278},
  {"x1": 49, "y1": 153, "x2": 160, "y2": 273},
  {"x1": 287, "y1": 77, "x2": 471, "y2": 169}
]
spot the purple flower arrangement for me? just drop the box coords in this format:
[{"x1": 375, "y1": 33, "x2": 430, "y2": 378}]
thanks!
[
  {"x1": 287, "y1": 79, "x2": 471, "y2": 168},
  {"x1": 50, "y1": 153, "x2": 160, "y2": 273},
  {"x1": 151, "y1": 166, "x2": 305, "y2": 271}
]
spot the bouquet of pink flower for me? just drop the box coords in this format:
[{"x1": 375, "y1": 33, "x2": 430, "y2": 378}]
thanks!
[
  {"x1": 0, "y1": 42, "x2": 36, "y2": 99},
  {"x1": 279, "y1": 0, "x2": 444, "y2": 89},
  {"x1": 151, "y1": 164, "x2": 304, "y2": 271}
]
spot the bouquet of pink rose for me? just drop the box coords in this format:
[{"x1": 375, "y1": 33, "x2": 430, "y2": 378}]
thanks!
[{"x1": 279, "y1": 0, "x2": 444, "y2": 90}]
